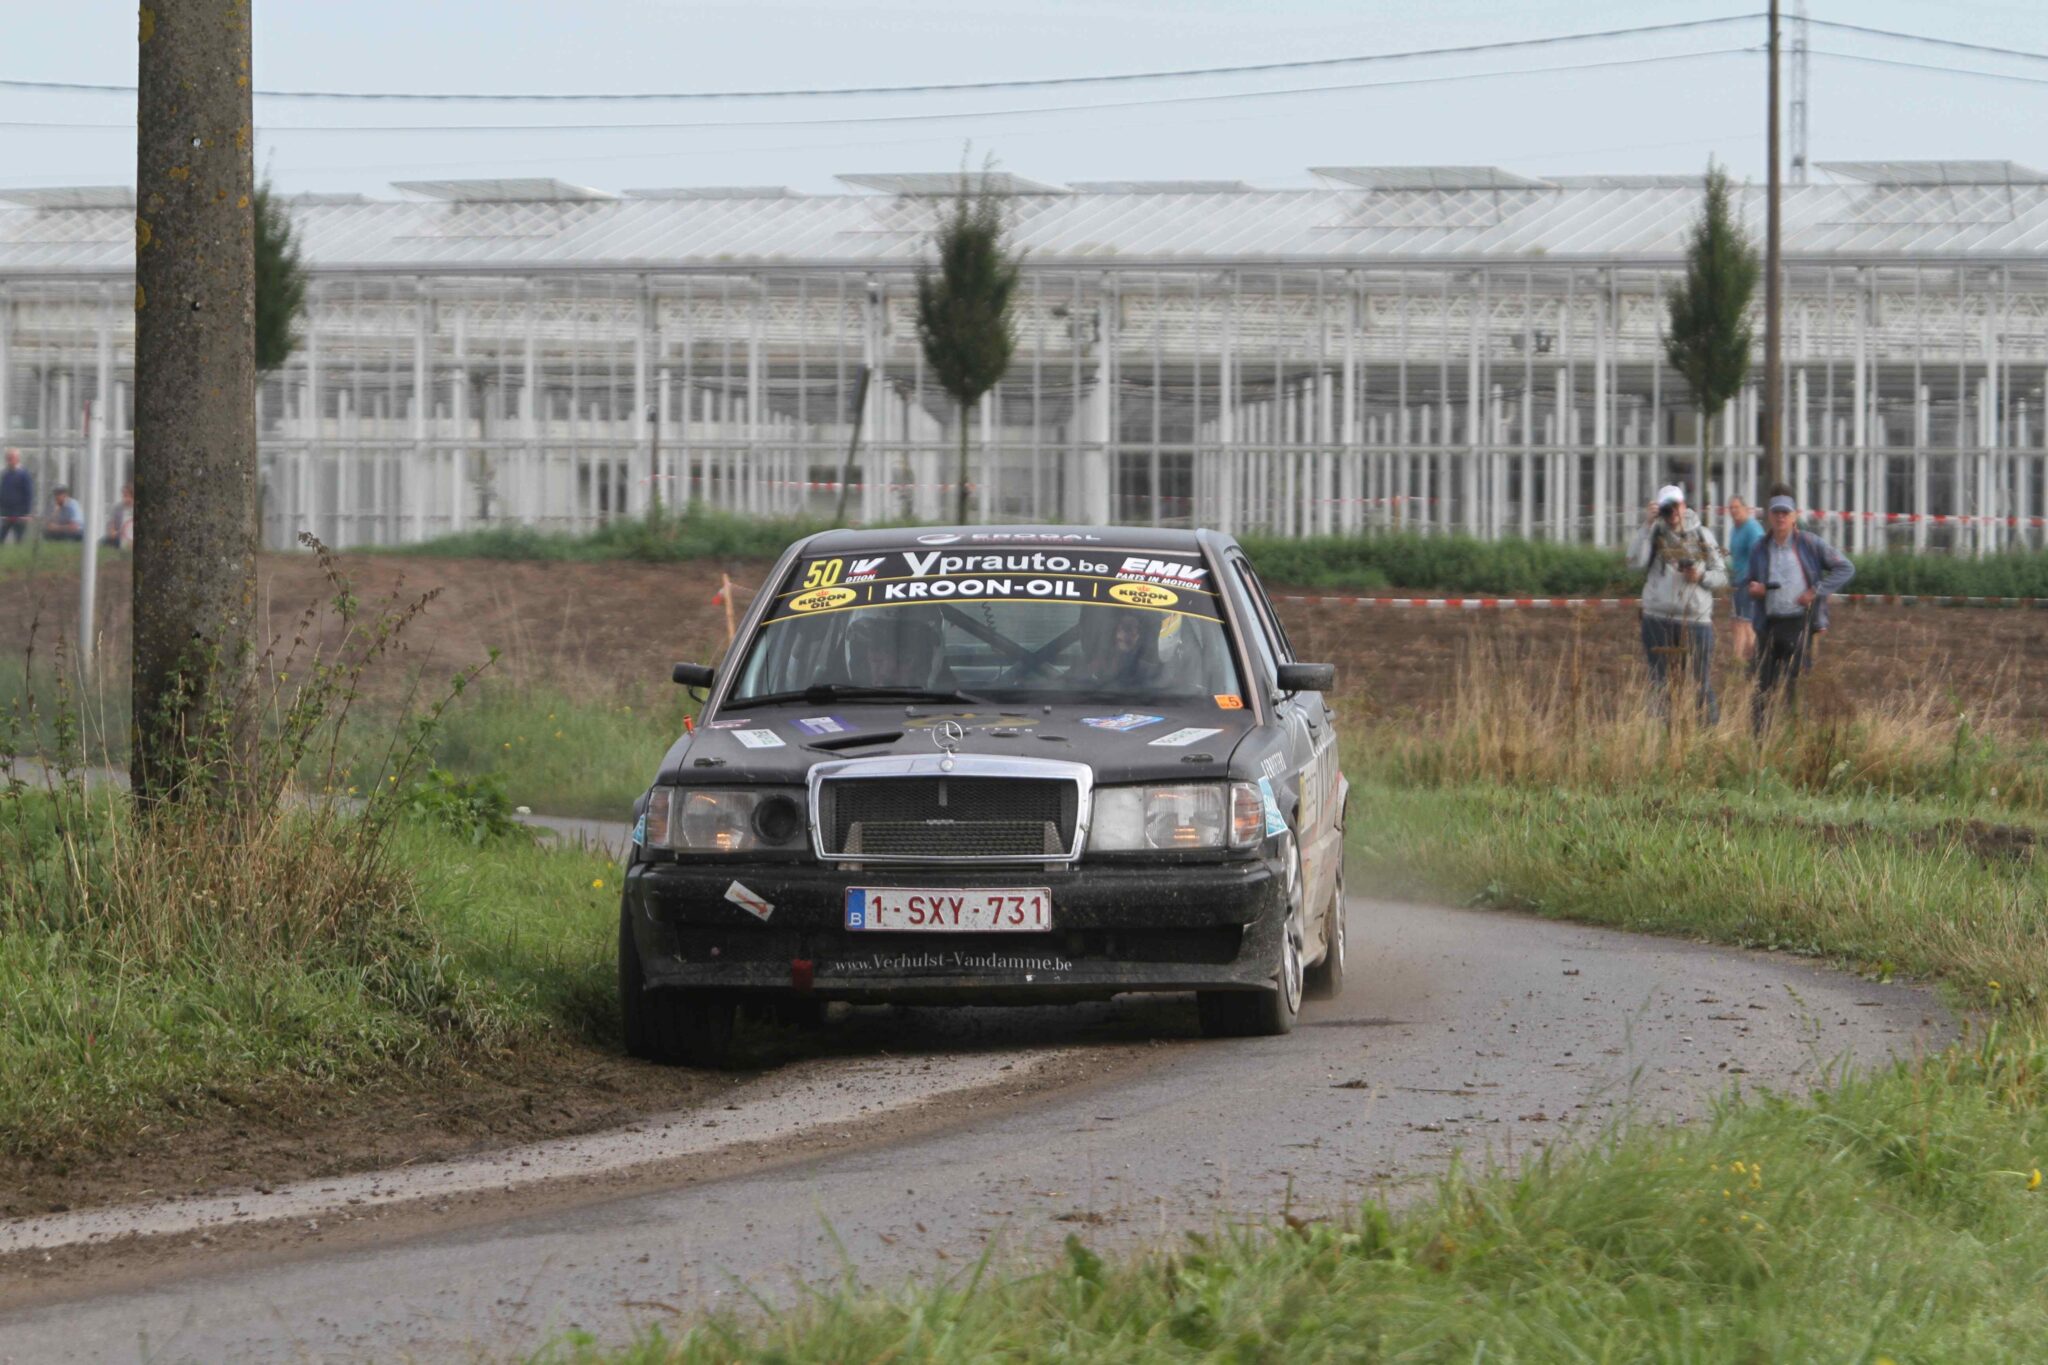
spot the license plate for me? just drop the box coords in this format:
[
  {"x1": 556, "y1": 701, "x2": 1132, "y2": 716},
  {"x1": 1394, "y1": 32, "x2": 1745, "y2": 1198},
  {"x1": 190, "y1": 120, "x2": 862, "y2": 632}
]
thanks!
[{"x1": 845, "y1": 887, "x2": 1052, "y2": 933}]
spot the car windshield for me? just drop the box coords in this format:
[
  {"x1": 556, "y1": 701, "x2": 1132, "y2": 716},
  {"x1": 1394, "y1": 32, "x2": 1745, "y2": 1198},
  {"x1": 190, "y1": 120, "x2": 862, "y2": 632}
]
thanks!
[{"x1": 729, "y1": 544, "x2": 1247, "y2": 706}]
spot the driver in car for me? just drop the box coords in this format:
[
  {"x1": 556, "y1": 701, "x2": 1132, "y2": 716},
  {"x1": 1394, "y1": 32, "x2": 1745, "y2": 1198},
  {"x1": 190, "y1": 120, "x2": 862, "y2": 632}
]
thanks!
[
  {"x1": 1068, "y1": 608, "x2": 1165, "y2": 689},
  {"x1": 843, "y1": 610, "x2": 958, "y2": 690}
]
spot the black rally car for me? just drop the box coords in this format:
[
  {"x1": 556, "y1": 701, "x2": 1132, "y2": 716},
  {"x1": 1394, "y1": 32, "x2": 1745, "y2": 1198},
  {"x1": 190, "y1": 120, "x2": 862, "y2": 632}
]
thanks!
[{"x1": 620, "y1": 526, "x2": 1347, "y2": 1066}]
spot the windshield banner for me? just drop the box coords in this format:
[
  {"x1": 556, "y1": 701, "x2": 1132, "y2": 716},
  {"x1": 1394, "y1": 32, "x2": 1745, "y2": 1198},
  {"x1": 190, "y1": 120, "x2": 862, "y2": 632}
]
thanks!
[{"x1": 766, "y1": 549, "x2": 1225, "y2": 624}]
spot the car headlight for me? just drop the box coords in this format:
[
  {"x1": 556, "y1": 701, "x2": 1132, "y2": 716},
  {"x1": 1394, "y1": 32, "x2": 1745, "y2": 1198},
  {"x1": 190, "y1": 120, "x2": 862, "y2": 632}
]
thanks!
[
  {"x1": 1088, "y1": 782, "x2": 1266, "y2": 852},
  {"x1": 641, "y1": 787, "x2": 807, "y2": 853}
]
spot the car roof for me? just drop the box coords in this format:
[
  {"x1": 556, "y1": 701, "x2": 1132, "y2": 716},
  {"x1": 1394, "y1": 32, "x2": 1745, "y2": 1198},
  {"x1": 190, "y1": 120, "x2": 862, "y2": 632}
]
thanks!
[{"x1": 795, "y1": 525, "x2": 1226, "y2": 555}]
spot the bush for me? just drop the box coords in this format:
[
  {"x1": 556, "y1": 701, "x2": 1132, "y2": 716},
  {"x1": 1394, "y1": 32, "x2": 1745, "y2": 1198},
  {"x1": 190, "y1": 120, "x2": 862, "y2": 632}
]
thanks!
[
  {"x1": 1238, "y1": 532, "x2": 1629, "y2": 595},
  {"x1": 394, "y1": 766, "x2": 531, "y2": 846},
  {"x1": 389, "y1": 506, "x2": 830, "y2": 564},
  {"x1": 1846, "y1": 549, "x2": 2048, "y2": 599}
]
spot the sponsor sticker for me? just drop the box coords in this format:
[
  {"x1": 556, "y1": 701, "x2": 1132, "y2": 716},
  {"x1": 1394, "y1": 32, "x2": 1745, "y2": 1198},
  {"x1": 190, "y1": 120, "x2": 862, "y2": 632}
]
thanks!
[
  {"x1": 793, "y1": 715, "x2": 855, "y2": 736},
  {"x1": 1081, "y1": 712, "x2": 1166, "y2": 732},
  {"x1": 631, "y1": 811, "x2": 648, "y2": 845},
  {"x1": 1214, "y1": 694, "x2": 1244, "y2": 710},
  {"x1": 789, "y1": 586, "x2": 858, "y2": 613},
  {"x1": 725, "y1": 881, "x2": 774, "y2": 922},
  {"x1": 731, "y1": 729, "x2": 786, "y2": 749},
  {"x1": 1116, "y1": 555, "x2": 1209, "y2": 587},
  {"x1": 1107, "y1": 582, "x2": 1180, "y2": 608},
  {"x1": 1257, "y1": 777, "x2": 1289, "y2": 836},
  {"x1": 1259, "y1": 751, "x2": 1289, "y2": 779},
  {"x1": 915, "y1": 532, "x2": 962, "y2": 545},
  {"x1": 1149, "y1": 726, "x2": 1224, "y2": 747}
]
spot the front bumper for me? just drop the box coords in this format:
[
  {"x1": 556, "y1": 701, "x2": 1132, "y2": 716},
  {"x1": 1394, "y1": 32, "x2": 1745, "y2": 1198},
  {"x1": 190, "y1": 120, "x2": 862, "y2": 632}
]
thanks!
[{"x1": 622, "y1": 856, "x2": 1287, "y2": 1001}]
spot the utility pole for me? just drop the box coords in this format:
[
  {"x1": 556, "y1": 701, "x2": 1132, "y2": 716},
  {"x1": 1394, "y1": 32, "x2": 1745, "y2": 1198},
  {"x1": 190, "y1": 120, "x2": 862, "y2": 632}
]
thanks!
[
  {"x1": 1764, "y1": 0, "x2": 1785, "y2": 491},
  {"x1": 133, "y1": 0, "x2": 259, "y2": 802},
  {"x1": 1789, "y1": 0, "x2": 1810, "y2": 185}
]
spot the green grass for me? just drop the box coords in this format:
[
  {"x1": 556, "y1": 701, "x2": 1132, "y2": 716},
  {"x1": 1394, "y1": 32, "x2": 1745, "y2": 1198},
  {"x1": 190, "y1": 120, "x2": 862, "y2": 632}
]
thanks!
[
  {"x1": 0, "y1": 538, "x2": 121, "y2": 579},
  {"x1": 0, "y1": 795, "x2": 617, "y2": 1160},
  {"x1": 1350, "y1": 781, "x2": 2046, "y2": 1011},
  {"x1": 324, "y1": 682, "x2": 689, "y2": 821}
]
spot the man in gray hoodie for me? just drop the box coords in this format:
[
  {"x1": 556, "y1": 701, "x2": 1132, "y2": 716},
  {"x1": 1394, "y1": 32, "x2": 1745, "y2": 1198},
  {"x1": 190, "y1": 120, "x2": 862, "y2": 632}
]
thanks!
[{"x1": 1625, "y1": 483, "x2": 1728, "y2": 722}]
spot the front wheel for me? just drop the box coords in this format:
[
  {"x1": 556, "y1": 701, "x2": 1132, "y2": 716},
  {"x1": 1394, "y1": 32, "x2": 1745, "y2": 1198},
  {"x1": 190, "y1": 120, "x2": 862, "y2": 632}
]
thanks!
[
  {"x1": 1197, "y1": 845, "x2": 1304, "y2": 1038},
  {"x1": 619, "y1": 905, "x2": 738, "y2": 1067}
]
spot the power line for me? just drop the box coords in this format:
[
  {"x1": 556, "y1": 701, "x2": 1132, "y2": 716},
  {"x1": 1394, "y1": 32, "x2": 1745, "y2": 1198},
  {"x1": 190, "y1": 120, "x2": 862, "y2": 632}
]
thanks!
[
  {"x1": 1810, "y1": 48, "x2": 2048, "y2": 89},
  {"x1": 1806, "y1": 17, "x2": 2048, "y2": 65},
  {"x1": 0, "y1": 47, "x2": 1757, "y2": 134},
  {"x1": 0, "y1": 14, "x2": 1764, "y2": 102}
]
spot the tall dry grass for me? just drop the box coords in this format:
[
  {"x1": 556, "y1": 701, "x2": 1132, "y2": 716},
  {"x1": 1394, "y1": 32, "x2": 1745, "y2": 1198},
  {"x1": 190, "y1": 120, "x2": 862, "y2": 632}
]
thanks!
[{"x1": 1355, "y1": 630, "x2": 2048, "y2": 814}]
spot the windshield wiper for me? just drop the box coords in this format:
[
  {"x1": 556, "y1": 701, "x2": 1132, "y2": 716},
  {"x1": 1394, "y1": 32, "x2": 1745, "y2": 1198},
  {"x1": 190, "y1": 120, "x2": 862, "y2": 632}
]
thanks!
[{"x1": 732, "y1": 683, "x2": 983, "y2": 707}]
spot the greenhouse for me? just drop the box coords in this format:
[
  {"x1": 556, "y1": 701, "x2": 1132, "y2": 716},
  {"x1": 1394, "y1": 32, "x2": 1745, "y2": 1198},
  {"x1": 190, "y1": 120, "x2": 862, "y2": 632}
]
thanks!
[{"x1": 4, "y1": 160, "x2": 2048, "y2": 551}]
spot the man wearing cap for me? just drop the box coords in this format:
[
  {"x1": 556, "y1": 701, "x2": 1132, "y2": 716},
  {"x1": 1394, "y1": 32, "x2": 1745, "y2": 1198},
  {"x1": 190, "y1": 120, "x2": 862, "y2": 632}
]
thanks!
[
  {"x1": 1743, "y1": 488, "x2": 1855, "y2": 730},
  {"x1": 1627, "y1": 483, "x2": 1728, "y2": 721}
]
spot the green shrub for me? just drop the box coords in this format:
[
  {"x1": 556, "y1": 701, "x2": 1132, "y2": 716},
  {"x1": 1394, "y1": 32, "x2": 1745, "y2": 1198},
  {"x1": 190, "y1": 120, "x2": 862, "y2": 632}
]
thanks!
[
  {"x1": 394, "y1": 766, "x2": 531, "y2": 846},
  {"x1": 388, "y1": 506, "x2": 832, "y2": 564},
  {"x1": 1239, "y1": 531, "x2": 1629, "y2": 594}
]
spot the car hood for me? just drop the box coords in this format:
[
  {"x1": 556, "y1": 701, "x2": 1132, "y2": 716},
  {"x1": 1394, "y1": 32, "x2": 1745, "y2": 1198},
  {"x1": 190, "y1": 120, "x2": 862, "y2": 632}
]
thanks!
[{"x1": 657, "y1": 701, "x2": 1259, "y2": 787}]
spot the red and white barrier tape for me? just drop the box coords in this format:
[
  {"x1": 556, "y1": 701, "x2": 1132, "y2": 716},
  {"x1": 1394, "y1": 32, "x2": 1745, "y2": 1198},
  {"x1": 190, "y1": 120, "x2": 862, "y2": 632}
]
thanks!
[{"x1": 1274, "y1": 593, "x2": 2047, "y2": 610}]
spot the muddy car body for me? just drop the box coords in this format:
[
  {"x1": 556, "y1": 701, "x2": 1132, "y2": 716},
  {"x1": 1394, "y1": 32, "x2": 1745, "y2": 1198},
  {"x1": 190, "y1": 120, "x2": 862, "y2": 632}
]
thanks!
[{"x1": 620, "y1": 526, "x2": 1346, "y2": 1065}]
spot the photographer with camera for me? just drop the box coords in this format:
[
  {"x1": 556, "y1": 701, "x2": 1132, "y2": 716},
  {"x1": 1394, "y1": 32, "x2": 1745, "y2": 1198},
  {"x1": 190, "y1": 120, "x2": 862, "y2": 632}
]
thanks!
[
  {"x1": 1626, "y1": 483, "x2": 1728, "y2": 721},
  {"x1": 1742, "y1": 487, "x2": 1854, "y2": 732}
]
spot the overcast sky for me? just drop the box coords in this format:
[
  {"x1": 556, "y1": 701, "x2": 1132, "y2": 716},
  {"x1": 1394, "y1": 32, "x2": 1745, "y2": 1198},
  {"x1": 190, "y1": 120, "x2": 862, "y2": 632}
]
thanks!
[{"x1": 5, "y1": 0, "x2": 2047, "y2": 197}]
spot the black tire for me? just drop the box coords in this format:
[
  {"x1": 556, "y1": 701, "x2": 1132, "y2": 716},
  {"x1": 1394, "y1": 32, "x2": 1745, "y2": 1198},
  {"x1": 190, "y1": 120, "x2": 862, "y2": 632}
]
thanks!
[
  {"x1": 1303, "y1": 870, "x2": 1347, "y2": 1002},
  {"x1": 618, "y1": 904, "x2": 738, "y2": 1067},
  {"x1": 1197, "y1": 843, "x2": 1305, "y2": 1039},
  {"x1": 619, "y1": 903, "x2": 653, "y2": 1059}
]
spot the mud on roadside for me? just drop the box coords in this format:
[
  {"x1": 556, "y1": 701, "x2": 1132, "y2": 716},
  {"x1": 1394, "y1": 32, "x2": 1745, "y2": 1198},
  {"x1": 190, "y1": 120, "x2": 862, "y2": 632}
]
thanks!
[{"x1": 0, "y1": 1040, "x2": 743, "y2": 1221}]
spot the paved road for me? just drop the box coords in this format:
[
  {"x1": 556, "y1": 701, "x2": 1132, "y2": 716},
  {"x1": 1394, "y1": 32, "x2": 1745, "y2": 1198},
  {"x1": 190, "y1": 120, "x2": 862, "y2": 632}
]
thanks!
[{"x1": 0, "y1": 897, "x2": 1948, "y2": 1363}]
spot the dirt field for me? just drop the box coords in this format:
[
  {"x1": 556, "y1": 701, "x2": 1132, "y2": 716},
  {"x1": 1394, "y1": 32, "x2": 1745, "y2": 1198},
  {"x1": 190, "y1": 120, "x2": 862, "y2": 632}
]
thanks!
[{"x1": 8, "y1": 550, "x2": 2045, "y2": 722}]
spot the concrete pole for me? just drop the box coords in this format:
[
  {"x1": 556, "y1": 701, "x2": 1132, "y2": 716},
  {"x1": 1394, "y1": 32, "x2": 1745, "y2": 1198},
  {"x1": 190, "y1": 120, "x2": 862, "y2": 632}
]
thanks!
[
  {"x1": 1592, "y1": 279, "x2": 1610, "y2": 546},
  {"x1": 522, "y1": 283, "x2": 540, "y2": 527},
  {"x1": 80, "y1": 287, "x2": 113, "y2": 668},
  {"x1": 411, "y1": 288, "x2": 429, "y2": 543},
  {"x1": 451, "y1": 309, "x2": 468, "y2": 534},
  {"x1": 1914, "y1": 383, "x2": 1930, "y2": 551}
]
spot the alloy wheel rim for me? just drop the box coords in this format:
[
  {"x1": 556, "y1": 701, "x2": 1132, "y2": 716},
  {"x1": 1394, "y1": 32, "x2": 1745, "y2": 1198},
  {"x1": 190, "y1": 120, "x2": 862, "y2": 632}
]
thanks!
[{"x1": 1281, "y1": 899, "x2": 1305, "y2": 1014}]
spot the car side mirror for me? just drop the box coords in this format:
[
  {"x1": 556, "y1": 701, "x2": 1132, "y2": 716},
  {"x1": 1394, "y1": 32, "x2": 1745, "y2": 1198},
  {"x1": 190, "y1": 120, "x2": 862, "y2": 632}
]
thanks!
[
  {"x1": 672, "y1": 662, "x2": 715, "y2": 689},
  {"x1": 1275, "y1": 662, "x2": 1335, "y2": 695}
]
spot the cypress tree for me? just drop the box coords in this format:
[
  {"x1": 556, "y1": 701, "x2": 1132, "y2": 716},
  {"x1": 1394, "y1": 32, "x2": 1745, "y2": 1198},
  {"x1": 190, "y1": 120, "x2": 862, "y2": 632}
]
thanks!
[
  {"x1": 254, "y1": 180, "x2": 307, "y2": 375},
  {"x1": 916, "y1": 171, "x2": 1021, "y2": 524},
  {"x1": 1664, "y1": 161, "x2": 1761, "y2": 481}
]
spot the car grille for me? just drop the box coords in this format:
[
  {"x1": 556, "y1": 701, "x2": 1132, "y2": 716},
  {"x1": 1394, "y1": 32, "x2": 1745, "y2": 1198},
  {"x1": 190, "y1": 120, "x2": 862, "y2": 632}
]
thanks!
[{"x1": 818, "y1": 776, "x2": 1079, "y2": 860}]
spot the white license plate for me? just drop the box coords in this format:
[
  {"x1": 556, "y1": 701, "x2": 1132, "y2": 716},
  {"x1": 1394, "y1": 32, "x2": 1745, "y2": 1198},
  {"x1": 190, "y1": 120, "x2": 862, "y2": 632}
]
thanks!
[{"x1": 845, "y1": 887, "x2": 1052, "y2": 933}]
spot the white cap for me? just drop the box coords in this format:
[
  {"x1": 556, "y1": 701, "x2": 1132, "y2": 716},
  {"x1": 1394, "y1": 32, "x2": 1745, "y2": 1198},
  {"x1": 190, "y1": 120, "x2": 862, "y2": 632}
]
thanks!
[{"x1": 1655, "y1": 483, "x2": 1686, "y2": 507}]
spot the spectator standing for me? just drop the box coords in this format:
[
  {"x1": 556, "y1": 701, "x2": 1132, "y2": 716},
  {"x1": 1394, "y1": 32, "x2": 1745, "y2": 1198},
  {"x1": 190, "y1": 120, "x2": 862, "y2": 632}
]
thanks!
[
  {"x1": 1626, "y1": 483, "x2": 1728, "y2": 722},
  {"x1": 102, "y1": 483, "x2": 135, "y2": 550},
  {"x1": 1743, "y1": 490, "x2": 1854, "y2": 731},
  {"x1": 43, "y1": 486, "x2": 85, "y2": 543},
  {"x1": 1724, "y1": 495, "x2": 1765, "y2": 660},
  {"x1": 0, "y1": 449, "x2": 31, "y2": 544}
]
